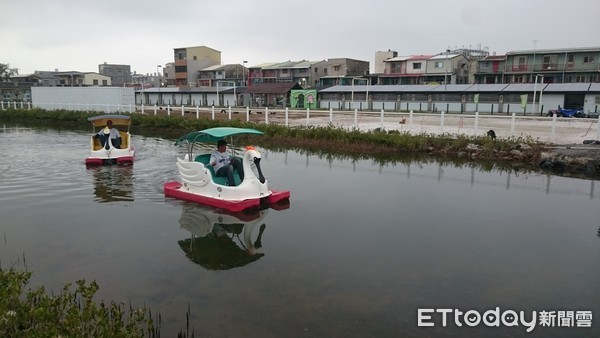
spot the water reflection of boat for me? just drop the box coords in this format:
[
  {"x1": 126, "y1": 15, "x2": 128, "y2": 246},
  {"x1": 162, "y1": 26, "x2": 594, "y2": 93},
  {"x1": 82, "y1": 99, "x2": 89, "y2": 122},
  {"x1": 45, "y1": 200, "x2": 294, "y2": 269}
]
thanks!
[
  {"x1": 89, "y1": 165, "x2": 134, "y2": 203},
  {"x1": 177, "y1": 202, "x2": 288, "y2": 270}
]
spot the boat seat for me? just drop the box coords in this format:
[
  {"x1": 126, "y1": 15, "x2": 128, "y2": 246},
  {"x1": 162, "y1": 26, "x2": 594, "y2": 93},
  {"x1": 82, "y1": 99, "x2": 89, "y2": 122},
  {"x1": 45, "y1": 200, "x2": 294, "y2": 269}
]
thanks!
[
  {"x1": 92, "y1": 137, "x2": 103, "y2": 151},
  {"x1": 119, "y1": 131, "x2": 129, "y2": 149},
  {"x1": 194, "y1": 154, "x2": 242, "y2": 186}
]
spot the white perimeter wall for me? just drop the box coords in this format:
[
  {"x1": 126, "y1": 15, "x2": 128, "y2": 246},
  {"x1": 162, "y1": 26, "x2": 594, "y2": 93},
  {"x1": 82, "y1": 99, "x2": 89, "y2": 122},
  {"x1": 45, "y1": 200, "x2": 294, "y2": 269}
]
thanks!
[{"x1": 32, "y1": 87, "x2": 135, "y2": 112}]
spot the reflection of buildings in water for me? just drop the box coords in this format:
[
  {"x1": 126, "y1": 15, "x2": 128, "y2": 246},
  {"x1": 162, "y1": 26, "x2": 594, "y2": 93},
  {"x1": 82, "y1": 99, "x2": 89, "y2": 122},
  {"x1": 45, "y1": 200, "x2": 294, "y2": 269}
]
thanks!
[
  {"x1": 277, "y1": 149, "x2": 599, "y2": 200},
  {"x1": 177, "y1": 204, "x2": 273, "y2": 270},
  {"x1": 89, "y1": 166, "x2": 134, "y2": 203}
]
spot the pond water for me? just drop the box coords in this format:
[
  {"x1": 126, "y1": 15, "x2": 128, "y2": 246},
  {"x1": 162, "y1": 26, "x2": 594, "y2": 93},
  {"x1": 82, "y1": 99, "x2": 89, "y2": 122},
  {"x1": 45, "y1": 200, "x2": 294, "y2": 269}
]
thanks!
[{"x1": 0, "y1": 126, "x2": 599, "y2": 336}]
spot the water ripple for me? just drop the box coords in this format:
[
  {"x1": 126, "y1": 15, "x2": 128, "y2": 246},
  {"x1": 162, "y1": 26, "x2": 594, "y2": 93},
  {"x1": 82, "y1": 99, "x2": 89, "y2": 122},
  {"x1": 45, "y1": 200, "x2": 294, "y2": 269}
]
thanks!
[{"x1": 0, "y1": 129, "x2": 181, "y2": 205}]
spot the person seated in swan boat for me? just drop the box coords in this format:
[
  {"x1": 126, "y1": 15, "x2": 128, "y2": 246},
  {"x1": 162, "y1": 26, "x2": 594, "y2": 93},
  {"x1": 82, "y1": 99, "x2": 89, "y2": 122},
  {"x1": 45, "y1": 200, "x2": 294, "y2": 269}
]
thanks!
[
  {"x1": 210, "y1": 139, "x2": 244, "y2": 186},
  {"x1": 93, "y1": 119, "x2": 121, "y2": 149}
]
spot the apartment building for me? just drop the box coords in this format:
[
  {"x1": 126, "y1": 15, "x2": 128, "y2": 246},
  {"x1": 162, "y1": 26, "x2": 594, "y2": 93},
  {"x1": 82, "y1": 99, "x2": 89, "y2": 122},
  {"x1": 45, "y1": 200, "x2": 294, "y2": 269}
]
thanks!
[
  {"x1": 197, "y1": 64, "x2": 246, "y2": 88},
  {"x1": 378, "y1": 52, "x2": 470, "y2": 85},
  {"x1": 374, "y1": 50, "x2": 397, "y2": 74},
  {"x1": 98, "y1": 63, "x2": 132, "y2": 87},
  {"x1": 317, "y1": 58, "x2": 370, "y2": 87},
  {"x1": 474, "y1": 47, "x2": 600, "y2": 84},
  {"x1": 31, "y1": 71, "x2": 111, "y2": 87},
  {"x1": 172, "y1": 45, "x2": 221, "y2": 87},
  {"x1": 248, "y1": 60, "x2": 327, "y2": 88}
]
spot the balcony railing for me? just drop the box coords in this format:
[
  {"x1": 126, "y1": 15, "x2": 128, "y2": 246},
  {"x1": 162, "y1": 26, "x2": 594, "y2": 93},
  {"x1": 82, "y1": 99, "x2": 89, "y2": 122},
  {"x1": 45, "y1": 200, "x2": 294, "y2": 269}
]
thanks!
[{"x1": 477, "y1": 63, "x2": 600, "y2": 74}]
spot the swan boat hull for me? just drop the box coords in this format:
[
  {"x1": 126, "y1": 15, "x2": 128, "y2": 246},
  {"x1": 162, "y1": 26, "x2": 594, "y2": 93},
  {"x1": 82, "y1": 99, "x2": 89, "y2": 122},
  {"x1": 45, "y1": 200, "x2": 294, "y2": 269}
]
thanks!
[
  {"x1": 164, "y1": 181, "x2": 290, "y2": 212},
  {"x1": 85, "y1": 153, "x2": 134, "y2": 165}
]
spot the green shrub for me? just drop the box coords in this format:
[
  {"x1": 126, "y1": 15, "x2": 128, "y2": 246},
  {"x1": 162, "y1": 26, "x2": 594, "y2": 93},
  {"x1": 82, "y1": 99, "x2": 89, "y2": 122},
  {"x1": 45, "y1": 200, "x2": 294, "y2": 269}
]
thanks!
[{"x1": 0, "y1": 268, "x2": 158, "y2": 337}]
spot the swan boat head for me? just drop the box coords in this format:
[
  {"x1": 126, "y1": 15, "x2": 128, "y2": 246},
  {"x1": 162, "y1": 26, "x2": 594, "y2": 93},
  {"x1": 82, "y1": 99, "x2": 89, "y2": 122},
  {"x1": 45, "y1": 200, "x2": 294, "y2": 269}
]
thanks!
[{"x1": 241, "y1": 145, "x2": 265, "y2": 184}]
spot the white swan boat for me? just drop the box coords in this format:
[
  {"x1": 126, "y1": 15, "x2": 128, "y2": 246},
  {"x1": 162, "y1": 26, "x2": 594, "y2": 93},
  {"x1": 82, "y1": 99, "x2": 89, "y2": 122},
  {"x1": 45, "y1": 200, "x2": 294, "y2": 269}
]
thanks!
[
  {"x1": 164, "y1": 127, "x2": 290, "y2": 212},
  {"x1": 85, "y1": 115, "x2": 134, "y2": 165}
]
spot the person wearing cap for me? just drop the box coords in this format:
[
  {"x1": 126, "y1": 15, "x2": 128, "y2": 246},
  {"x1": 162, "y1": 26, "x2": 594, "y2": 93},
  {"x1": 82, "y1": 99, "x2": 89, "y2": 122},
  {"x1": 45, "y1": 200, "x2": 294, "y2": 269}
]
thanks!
[
  {"x1": 210, "y1": 139, "x2": 244, "y2": 186},
  {"x1": 93, "y1": 120, "x2": 121, "y2": 149}
]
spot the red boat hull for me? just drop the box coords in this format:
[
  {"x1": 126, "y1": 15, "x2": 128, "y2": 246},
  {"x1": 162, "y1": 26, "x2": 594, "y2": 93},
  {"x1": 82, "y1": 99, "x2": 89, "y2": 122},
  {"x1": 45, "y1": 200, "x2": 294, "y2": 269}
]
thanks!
[
  {"x1": 85, "y1": 155, "x2": 134, "y2": 166},
  {"x1": 164, "y1": 181, "x2": 290, "y2": 212}
]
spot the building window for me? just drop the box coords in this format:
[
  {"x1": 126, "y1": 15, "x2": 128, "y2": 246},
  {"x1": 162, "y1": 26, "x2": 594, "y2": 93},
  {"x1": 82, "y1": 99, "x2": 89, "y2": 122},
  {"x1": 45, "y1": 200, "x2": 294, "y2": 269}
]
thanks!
[
  {"x1": 517, "y1": 57, "x2": 527, "y2": 70},
  {"x1": 102, "y1": 80, "x2": 108, "y2": 86},
  {"x1": 434, "y1": 61, "x2": 443, "y2": 68},
  {"x1": 324, "y1": 68, "x2": 328, "y2": 75},
  {"x1": 93, "y1": 79, "x2": 98, "y2": 85},
  {"x1": 583, "y1": 56, "x2": 594, "y2": 63},
  {"x1": 193, "y1": 56, "x2": 197, "y2": 60},
  {"x1": 542, "y1": 56, "x2": 558, "y2": 70},
  {"x1": 413, "y1": 63, "x2": 421, "y2": 70},
  {"x1": 568, "y1": 54, "x2": 574, "y2": 63},
  {"x1": 333, "y1": 66, "x2": 340, "y2": 71}
]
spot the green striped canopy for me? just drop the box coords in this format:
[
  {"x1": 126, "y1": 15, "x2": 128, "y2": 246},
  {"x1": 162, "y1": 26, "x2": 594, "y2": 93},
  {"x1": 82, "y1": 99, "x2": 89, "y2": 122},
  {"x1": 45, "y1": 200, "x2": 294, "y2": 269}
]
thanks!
[{"x1": 175, "y1": 127, "x2": 264, "y2": 145}]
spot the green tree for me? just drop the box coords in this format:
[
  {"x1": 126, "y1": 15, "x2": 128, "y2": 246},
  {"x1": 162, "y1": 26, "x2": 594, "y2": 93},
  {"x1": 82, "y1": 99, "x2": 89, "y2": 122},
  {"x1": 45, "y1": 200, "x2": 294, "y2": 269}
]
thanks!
[{"x1": 0, "y1": 63, "x2": 18, "y2": 82}]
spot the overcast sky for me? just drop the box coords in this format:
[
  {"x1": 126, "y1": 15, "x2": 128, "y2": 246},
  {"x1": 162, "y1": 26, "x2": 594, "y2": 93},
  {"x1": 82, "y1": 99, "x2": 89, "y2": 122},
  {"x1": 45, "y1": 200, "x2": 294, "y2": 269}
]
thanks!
[{"x1": 2, "y1": 0, "x2": 599, "y2": 75}]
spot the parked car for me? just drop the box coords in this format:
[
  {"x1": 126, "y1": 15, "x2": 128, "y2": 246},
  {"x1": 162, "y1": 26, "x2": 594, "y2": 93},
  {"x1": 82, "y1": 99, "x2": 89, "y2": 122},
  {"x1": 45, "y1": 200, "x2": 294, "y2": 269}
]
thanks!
[{"x1": 547, "y1": 105, "x2": 584, "y2": 118}]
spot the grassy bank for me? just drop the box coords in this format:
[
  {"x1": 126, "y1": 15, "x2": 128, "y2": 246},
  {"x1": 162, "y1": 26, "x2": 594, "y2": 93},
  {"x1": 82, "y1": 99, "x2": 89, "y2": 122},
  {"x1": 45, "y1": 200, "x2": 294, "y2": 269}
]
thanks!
[
  {"x1": 17, "y1": 108, "x2": 600, "y2": 178},
  {"x1": 0, "y1": 108, "x2": 546, "y2": 163},
  {"x1": 0, "y1": 267, "x2": 160, "y2": 337}
]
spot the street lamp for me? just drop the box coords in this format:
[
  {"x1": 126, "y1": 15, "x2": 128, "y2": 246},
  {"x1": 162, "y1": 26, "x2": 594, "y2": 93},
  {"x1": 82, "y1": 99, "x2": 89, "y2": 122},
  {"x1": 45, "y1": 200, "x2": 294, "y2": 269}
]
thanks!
[
  {"x1": 444, "y1": 49, "x2": 450, "y2": 92},
  {"x1": 531, "y1": 39, "x2": 538, "y2": 83},
  {"x1": 157, "y1": 65, "x2": 162, "y2": 105},
  {"x1": 538, "y1": 75, "x2": 545, "y2": 114},
  {"x1": 216, "y1": 80, "x2": 226, "y2": 107},
  {"x1": 242, "y1": 60, "x2": 248, "y2": 86},
  {"x1": 351, "y1": 77, "x2": 368, "y2": 109},
  {"x1": 351, "y1": 78, "x2": 355, "y2": 108},
  {"x1": 532, "y1": 73, "x2": 544, "y2": 115},
  {"x1": 365, "y1": 78, "x2": 370, "y2": 109},
  {"x1": 233, "y1": 80, "x2": 237, "y2": 107},
  {"x1": 141, "y1": 76, "x2": 145, "y2": 106}
]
